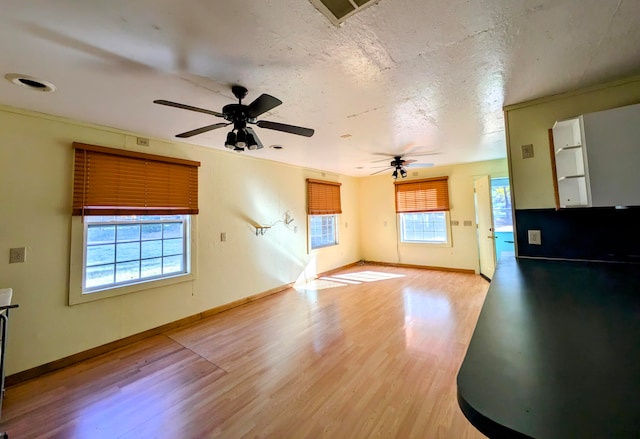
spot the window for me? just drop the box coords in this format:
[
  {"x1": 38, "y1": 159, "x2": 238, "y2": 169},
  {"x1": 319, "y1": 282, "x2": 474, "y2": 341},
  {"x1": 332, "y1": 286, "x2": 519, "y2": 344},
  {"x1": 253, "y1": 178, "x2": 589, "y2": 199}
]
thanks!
[
  {"x1": 395, "y1": 176, "x2": 451, "y2": 245},
  {"x1": 307, "y1": 179, "x2": 342, "y2": 250},
  {"x1": 70, "y1": 143, "x2": 200, "y2": 304},
  {"x1": 310, "y1": 214, "x2": 338, "y2": 249},
  {"x1": 84, "y1": 215, "x2": 189, "y2": 292},
  {"x1": 400, "y1": 212, "x2": 447, "y2": 243}
]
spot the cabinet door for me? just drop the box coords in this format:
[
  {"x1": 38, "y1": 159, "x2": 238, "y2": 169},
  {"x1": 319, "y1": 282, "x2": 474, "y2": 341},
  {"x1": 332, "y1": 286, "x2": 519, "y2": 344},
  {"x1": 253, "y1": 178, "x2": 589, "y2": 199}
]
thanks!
[{"x1": 583, "y1": 103, "x2": 640, "y2": 207}]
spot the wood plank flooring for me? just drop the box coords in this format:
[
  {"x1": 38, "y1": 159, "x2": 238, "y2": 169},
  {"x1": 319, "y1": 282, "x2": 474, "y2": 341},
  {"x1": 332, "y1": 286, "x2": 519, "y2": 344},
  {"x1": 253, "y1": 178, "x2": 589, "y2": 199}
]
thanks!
[{"x1": 1, "y1": 265, "x2": 489, "y2": 438}]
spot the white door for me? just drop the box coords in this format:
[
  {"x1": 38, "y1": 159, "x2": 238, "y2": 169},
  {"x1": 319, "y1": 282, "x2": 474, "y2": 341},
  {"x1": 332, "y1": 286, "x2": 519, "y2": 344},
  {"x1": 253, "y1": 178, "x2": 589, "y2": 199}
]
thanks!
[{"x1": 475, "y1": 175, "x2": 496, "y2": 279}]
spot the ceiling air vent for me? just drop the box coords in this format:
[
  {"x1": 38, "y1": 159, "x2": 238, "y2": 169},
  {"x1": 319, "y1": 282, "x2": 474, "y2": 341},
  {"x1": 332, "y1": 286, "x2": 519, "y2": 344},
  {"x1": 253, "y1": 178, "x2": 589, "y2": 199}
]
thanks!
[{"x1": 309, "y1": 0, "x2": 382, "y2": 25}]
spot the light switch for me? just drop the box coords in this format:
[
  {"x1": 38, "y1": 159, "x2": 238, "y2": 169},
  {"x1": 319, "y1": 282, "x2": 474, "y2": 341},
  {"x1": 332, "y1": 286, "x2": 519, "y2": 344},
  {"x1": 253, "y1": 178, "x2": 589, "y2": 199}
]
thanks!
[
  {"x1": 9, "y1": 247, "x2": 26, "y2": 263},
  {"x1": 521, "y1": 144, "x2": 534, "y2": 159}
]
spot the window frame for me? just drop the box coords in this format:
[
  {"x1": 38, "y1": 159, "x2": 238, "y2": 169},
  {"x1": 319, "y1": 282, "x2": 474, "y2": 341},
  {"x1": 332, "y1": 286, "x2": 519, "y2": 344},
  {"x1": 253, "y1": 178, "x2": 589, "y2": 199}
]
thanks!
[
  {"x1": 69, "y1": 215, "x2": 197, "y2": 305},
  {"x1": 309, "y1": 214, "x2": 340, "y2": 250},
  {"x1": 398, "y1": 211, "x2": 452, "y2": 247}
]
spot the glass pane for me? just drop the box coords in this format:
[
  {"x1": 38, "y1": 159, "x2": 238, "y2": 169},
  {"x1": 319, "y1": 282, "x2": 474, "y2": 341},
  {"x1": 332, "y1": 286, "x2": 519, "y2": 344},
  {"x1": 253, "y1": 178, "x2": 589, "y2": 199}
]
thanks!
[
  {"x1": 163, "y1": 255, "x2": 183, "y2": 274},
  {"x1": 83, "y1": 215, "x2": 189, "y2": 292},
  {"x1": 141, "y1": 223, "x2": 162, "y2": 240},
  {"x1": 86, "y1": 264, "x2": 114, "y2": 289},
  {"x1": 163, "y1": 222, "x2": 183, "y2": 239},
  {"x1": 163, "y1": 238, "x2": 183, "y2": 256},
  {"x1": 141, "y1": 258, "x2": 162, "y2": 278},
  {"x1": 117, "y1": 224, "x2": 140, "y2": 242},
  {"x1": 491, "y1": 178, "x2": 513, "y2": 232},
  {"x1": 116, "y1": 242, "x2": 140, "y2": 263},
  {"x1": 141, "y1": 240, "x2": 162, "y2": 259},
  {"x1": 116, "y1": 261, "x2": 140, "y2": 283},
  {"x1": 310, "y1": 215, "x2": 337, "y2": 248},
  {"x1": 87, "y1": 225, "x2": 115, "y2": 245},
  {"x1": 86, "y1": 244, "x2": 115, "y2": 267},
  {"x1": 400, "y1": 212, "x2": 448, "y2": 243}
]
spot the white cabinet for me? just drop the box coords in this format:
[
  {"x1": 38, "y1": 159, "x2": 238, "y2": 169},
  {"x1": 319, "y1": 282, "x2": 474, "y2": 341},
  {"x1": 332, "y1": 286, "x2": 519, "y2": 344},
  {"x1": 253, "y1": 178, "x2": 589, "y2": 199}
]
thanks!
[
  {"x1": 552, "y1": 116, "x2": 590, "y2": 207},
  {"x1": 552, "y1": 103, "x2": 640, "y2": 208}
]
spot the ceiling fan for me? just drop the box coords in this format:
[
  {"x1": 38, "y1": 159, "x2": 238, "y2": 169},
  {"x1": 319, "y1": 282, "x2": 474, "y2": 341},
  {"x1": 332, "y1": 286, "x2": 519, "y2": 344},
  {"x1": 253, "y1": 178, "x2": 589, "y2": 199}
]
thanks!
[
  {"x1": 370, "y1": 152, "x2": 438, "y2": 179},
  {"x1": 154, "y1": 85, "x2": 314, "y2": 151}
]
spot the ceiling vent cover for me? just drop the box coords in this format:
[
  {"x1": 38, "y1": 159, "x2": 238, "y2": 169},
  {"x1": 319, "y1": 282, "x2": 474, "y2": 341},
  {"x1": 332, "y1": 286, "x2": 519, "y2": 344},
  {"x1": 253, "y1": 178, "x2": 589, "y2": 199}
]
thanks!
[{"x1": 309, "y1": 0, "x2": 382, "y2": 25}]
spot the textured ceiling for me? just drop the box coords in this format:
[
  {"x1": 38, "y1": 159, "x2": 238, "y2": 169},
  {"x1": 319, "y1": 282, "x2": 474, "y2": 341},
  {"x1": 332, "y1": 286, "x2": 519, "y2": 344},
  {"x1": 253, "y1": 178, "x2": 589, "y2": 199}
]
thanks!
[{"x1": 1, "y1": 0, "x2": 639, "y2": 176}]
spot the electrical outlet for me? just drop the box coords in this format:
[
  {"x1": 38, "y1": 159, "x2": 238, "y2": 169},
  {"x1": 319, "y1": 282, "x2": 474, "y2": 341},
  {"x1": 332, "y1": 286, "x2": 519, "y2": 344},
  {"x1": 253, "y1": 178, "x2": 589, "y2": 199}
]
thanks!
[
  {"x1": 136, "y1": 137, "x2": 149, "y2": 146},
  {"x1": 220, "y1": 232, "x2": 227, "y2": 242},
  {"x1": 9, "y1": 247, "x2": 26, "y2": 263},
  {"x1": 464, "y1": 220, "x2": 473, "y2": 226},
  {"x1": 528, "y1": 230, "x2": 542, "y2": 245},
  {"x1": 451, "y1": 220, "x2": 459, "y2": 226}
]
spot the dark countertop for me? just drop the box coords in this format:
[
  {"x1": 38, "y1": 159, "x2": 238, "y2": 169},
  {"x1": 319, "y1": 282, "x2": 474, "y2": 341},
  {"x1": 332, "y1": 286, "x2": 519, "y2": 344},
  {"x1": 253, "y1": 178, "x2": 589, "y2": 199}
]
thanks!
[{"x1": 457, "y1": 257, "x2": 640, "y2": 439}]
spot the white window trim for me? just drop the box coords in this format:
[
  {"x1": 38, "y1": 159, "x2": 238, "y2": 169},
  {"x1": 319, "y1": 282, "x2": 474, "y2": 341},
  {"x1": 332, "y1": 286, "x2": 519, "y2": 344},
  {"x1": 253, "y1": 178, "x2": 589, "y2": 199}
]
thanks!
[
  {"x1": 68, "y1": 215, "x2": 197, "y2": 305},
  {"x1": 308, "y1": 214, "x2": 340, "y2": 251},
  {"x1": 398, "y1": 211, "x2": 453, "y2": 248}
]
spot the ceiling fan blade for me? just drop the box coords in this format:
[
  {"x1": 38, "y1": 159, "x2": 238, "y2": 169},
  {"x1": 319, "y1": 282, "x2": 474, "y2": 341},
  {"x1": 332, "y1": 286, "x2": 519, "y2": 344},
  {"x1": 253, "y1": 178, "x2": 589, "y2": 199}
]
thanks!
[
  {"x1": 247, "y1": 94, "x2": 282, "y2": 118},
  {"x1": 403, "y1": 159, "x2": 417, "y2": 165},
  {"x1": 406, "y1": 163, "x2": 434, "y2": 168},
  {"x1": 245, "y1": 127, "x2": 265, "y2": 150},
  {"x1": 257, "y1": 120, "x2": 314, "y2": 137},
  {"x1": 176, "y1": 122, "x2": 229, "y2": 138},
  {"x1": 370, "y1": 167, "x2": 392, "y2": 175},
  {"x1": 154, "y1": 100, "x2": 224, "y2": 118},
  {"x1": 406, "y1": 151, "x2": 441, "y2": 157}
]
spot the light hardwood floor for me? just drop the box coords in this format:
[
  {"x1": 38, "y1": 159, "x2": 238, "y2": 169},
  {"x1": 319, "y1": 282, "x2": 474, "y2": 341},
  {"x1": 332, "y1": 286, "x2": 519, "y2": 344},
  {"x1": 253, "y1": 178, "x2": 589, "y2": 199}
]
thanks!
[{"x1": 2, "y1": 265, "x2": 488, "y2": 438}]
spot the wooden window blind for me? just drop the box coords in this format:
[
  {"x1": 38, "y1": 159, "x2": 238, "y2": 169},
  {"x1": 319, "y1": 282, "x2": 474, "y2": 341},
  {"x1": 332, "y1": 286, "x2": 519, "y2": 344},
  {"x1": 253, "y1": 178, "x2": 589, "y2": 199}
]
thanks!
[
  {"x1": 72, "y1": 142, "x2": 201, "y2": 216},
  {"x1": 307, "y1": 179, "x2": 342, "y2": 215},
  {"x1": 394, "y1": 176, "x2": 450, "y2": 213}
]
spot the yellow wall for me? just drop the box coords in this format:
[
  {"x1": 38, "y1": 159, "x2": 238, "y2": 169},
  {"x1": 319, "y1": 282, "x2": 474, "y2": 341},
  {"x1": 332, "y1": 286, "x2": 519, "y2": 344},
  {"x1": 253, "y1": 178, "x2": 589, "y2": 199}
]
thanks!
[
  {"x1": 0, "y1": 107, "x2": 361, "y2": 374},
  {"x1": 358, "y1": 159, "x2": 508, "y2": 271},
  {"x1": 505, "y1": 76, "x2": 640, "y2": 209},
  {"x1": 0, "y1": 104, "x2": 509, "y2": 375}
]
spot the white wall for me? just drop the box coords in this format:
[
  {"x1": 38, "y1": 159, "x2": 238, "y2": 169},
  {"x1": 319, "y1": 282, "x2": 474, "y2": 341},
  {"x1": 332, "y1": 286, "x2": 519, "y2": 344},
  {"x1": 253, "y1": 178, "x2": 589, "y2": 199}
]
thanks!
[
  {"x1": 0, "y1": 107, "x2": 361, "y2": 374},
  {"x1": 358, "y1": 159, "x2": 508, "y2": 271}
]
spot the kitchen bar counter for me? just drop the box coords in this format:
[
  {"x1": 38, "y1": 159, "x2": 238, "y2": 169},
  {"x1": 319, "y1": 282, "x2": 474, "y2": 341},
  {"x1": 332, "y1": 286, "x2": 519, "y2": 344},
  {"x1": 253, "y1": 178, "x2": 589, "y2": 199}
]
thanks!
[{"x1": 457, "y1": 257, "x2": 640, "y2": 438}]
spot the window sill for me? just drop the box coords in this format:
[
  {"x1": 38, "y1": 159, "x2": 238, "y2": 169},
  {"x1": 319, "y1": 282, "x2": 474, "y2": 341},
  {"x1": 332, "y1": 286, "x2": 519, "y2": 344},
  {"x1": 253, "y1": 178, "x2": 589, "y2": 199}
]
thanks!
[
  {"x1": 69, "y1": 272, "x2": 195, "y2": 305},
  {"x1": 399, "y1": 240, "x2": 452, "y2": 248},
  {"x1": 311, "y1": 243, "x2": 339, "y2": 250}
]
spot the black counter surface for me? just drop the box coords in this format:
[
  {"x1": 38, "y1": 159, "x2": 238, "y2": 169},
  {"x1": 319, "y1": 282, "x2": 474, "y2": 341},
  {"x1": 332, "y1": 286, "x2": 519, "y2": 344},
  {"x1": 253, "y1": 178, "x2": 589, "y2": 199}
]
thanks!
[{"x1": 457, "y1": 257, "x2": 640, "y2": 439}]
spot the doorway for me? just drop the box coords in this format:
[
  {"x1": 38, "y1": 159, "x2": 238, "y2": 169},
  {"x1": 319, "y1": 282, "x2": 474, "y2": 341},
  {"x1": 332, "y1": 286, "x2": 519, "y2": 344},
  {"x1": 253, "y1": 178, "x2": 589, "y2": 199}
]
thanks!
[{"x1": 490, "y1": 177, "x2": 514, "y2": 261}]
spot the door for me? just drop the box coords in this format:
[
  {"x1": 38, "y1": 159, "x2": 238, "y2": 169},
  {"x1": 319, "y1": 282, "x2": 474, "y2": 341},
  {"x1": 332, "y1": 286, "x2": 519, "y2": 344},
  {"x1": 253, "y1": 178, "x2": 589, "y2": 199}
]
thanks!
[{"x1": 475, "y1": 175, "x2": 496, "y2": 279}]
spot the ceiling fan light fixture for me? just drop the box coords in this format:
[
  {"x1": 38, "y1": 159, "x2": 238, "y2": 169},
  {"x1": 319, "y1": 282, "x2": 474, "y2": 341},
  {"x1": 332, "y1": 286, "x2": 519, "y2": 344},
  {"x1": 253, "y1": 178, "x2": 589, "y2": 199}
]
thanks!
[
  {"x1": 236, "y1": 129, "x2": 247, "y2": 148},
  {"x1": 392, "y1": 169, "x2": 399, "y2": 179},
  {"x1": 400, "y1": 168, "x2": 407, "y2": 178},
  {"x1": 225, "y1": 131, "x2": 236, "y2": 149},
  {"x1": 246, "y1": 132, "x2": 258, "y2": 150}
]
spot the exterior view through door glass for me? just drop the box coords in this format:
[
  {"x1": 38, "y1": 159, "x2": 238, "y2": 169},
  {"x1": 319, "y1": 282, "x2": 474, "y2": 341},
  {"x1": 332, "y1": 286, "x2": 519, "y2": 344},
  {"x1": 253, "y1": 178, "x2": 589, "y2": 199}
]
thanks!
[{"x1": 491, "y1": 177, "x2": 514, "y2": 261}]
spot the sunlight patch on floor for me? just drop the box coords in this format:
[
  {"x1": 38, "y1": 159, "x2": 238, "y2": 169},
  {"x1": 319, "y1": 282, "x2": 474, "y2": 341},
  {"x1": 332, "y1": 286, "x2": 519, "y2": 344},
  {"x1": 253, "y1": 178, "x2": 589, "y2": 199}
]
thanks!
[{"x1": 294, "y1": 270, "x2": 406, "y2": 291}]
